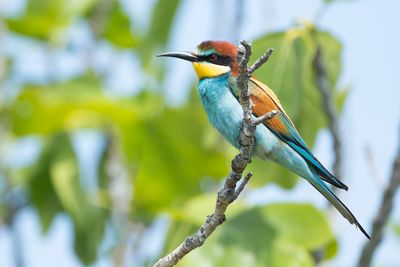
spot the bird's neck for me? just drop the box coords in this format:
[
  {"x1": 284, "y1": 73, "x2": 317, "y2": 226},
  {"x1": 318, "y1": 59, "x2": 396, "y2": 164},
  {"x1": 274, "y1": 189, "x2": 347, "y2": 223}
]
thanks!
[{"x1": 197, "y1": 73, "x2": 230, "y2": 98}]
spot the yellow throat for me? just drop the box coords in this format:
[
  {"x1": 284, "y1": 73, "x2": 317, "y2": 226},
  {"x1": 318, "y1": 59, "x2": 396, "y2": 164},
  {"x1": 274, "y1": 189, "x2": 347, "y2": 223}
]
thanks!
[{"x1": 192, "y1": 62, "x2": 230, "y2": 79}]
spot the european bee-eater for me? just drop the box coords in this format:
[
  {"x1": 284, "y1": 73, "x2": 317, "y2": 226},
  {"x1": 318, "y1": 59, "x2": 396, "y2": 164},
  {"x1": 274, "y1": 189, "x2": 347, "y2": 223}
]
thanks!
[{"x1": 158, "y1": 41, "x2": 369, "y2": 238}]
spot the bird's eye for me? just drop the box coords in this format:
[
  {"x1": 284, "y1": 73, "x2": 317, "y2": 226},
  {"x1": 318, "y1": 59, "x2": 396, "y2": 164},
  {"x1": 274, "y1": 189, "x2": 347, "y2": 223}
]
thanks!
[{"x1": 209, "y1": 54, "x2": 218, "y2": 61}]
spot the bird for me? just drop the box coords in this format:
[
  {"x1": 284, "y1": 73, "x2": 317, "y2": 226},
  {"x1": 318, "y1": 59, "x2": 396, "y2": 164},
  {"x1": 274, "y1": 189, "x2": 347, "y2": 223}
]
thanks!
[{"x1": 158, "y1": 40, "x2": 369, "y2": 239}]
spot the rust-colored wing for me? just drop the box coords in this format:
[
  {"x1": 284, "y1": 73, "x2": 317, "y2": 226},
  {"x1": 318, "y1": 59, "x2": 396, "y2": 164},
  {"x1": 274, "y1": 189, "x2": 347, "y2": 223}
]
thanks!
[{"x1": 245, "y1": 77, "x2": 347, "y2": 190}]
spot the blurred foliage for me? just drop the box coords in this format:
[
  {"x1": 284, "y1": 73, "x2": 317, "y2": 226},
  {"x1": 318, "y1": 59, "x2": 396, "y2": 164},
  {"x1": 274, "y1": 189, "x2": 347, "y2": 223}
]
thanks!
[
  {"x1": 5, "y1": 0, "x2": 96, "y2": 41},
  {"x1": 0, "y1": 0, "x2": 349, "y2": 266},
  {"x1": 48, "y1": 133, "x2": 108, "y2": 264},
  {"x1": 7, "y1": 76, "x2": 229, "y2": 221},
  {"x1": 87, "y1": 0, "x2": 137, "y2": 48},
  {"x1": 164, "y1": 195, "x2": 335, "y2": 267}
]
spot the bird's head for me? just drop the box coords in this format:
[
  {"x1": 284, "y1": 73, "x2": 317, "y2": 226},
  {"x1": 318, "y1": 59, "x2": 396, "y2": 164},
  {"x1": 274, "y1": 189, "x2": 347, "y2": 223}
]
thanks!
[{"x1": 157, "y1": 41, "x2": 238, "y2": 79}]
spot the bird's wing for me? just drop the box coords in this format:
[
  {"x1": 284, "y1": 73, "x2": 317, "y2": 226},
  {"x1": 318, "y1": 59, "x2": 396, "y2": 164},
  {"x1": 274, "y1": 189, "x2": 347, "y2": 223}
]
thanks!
[
  {"x1": 245, "y1": 77, "x2": 347, "y2": 190},
  {"x1": 228, "y1": 77, "x2": 369, "y2": 238}
]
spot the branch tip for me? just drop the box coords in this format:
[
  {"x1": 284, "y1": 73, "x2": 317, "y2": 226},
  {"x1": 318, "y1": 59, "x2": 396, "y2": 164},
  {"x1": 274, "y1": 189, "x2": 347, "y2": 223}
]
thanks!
[
  {"x1": 251, "y1": 110, "x2": 278, "y2": 126},
  {"x1": 249, "y1": 48, "x2": 274, "y2": 75}
]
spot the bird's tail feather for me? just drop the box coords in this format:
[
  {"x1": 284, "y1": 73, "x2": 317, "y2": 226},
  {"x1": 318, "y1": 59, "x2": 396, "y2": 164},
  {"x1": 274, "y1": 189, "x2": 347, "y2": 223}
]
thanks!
[{"x1": 308, "y1": 177, "x2": 370, "y2": 239}]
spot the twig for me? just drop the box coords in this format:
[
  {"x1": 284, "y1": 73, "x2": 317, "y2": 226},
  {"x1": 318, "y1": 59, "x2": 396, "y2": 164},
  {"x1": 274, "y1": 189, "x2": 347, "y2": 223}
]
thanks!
[
  {"x1": 357, "y1": 127, "x2": 400, "y2": 267},
  {"x1": 251, "y1": 110, "x2": 278, "y2": 126},
  {"x1": 248, "y1": 48, "x2": 274, "y2": 76},
  {"x1": 233, "y1": 172, "x2": 253, "y2": 200},
  {"x1": 153, "y1": 41, "x2": 275, "y2": 267},
  {"x1": 313, "y1": 44, "x2": 343, "y2": 179}
]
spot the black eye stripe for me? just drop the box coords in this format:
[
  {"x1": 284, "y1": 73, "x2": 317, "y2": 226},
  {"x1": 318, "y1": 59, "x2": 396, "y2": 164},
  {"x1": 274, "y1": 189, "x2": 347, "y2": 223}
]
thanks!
[{"x1": 198, "y1": 53, "x2": 233, "y2": 66}]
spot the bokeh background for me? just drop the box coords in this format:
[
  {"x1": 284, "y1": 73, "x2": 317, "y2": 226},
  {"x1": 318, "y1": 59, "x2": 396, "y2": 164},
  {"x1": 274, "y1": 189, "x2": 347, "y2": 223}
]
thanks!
[{"x1": 0, "y1": 0, "x2": 399, "y2": 266}]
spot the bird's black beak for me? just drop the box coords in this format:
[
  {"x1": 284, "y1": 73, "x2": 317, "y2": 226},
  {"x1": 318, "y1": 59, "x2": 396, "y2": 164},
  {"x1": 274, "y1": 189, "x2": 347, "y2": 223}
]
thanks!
[{"x1": 157, "y1": 51, "x2": 199, "y2": 62}]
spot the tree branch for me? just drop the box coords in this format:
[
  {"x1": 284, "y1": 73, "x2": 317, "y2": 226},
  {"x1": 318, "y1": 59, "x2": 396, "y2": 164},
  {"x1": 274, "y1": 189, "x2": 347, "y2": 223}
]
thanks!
[
  {"x1": 153, "y1": 41, "x2": 275, "y2": 267},
  {"x1": 357, "y1": 126, "x2": 400, "y2": 267},
  {"x1": 313, "y1": 43, "x2": 343, "y2": 179},
  {"x1": 311, "y1": 32, "x2": 344, "y2": 266}
]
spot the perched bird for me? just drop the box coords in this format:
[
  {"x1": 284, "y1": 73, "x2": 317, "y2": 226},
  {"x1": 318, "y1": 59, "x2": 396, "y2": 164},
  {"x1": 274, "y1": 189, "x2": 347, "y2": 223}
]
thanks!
[{"x1": 158, "y1": 41, "x2": 369, "y2": 239}]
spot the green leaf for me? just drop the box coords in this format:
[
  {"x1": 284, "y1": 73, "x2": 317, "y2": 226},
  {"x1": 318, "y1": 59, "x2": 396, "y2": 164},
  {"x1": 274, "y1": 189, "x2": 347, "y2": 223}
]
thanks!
[
  {"x1": 5, "y1": 0, "x2": 96, "y2": 41},
  {"x1": 260, "y1": 203, "x2": 334, "y2": 249},
  {"x1": 247, "y1": 157, "x2": 298, "y2": 189},
  {"x1": 51, "y1": 158, "x2": 85, "y2": 226},
  {"x1": 321, "y1": 238, "x2": 339, "y2": 260},
  {"x1": 26, "y1": 134, "x2": 67, "y2": 232},
  {"x1": 272, "y1": 240, "x2": 314, "y2": 267},
  {"x1": 180, "y1": 243, "x2": 259, "y2": 267},
  {"x1": 87, "y1": 1, "x2": 137, "y2": 48},
  {"x1": 251, "y1": 25, "x2": 345, "y2": 188},
  {"x1": 166, "y1": 202, "x2": 335, "y2": 267}
]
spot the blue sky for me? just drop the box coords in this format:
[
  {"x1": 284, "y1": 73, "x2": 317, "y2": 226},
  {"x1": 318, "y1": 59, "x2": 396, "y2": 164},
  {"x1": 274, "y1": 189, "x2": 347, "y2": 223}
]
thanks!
[{"x1": 1, "y1": 0, "x2": 400, "y2": 266}]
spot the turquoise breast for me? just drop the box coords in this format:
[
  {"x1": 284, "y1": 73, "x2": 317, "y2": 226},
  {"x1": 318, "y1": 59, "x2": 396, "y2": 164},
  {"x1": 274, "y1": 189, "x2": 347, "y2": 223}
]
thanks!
[
  {"x1": 196, "y1": 74, "x2": 313, "y2": 180},
  {"x1": 198, "y1": 74, "x2": 243, "y2": 148}
]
